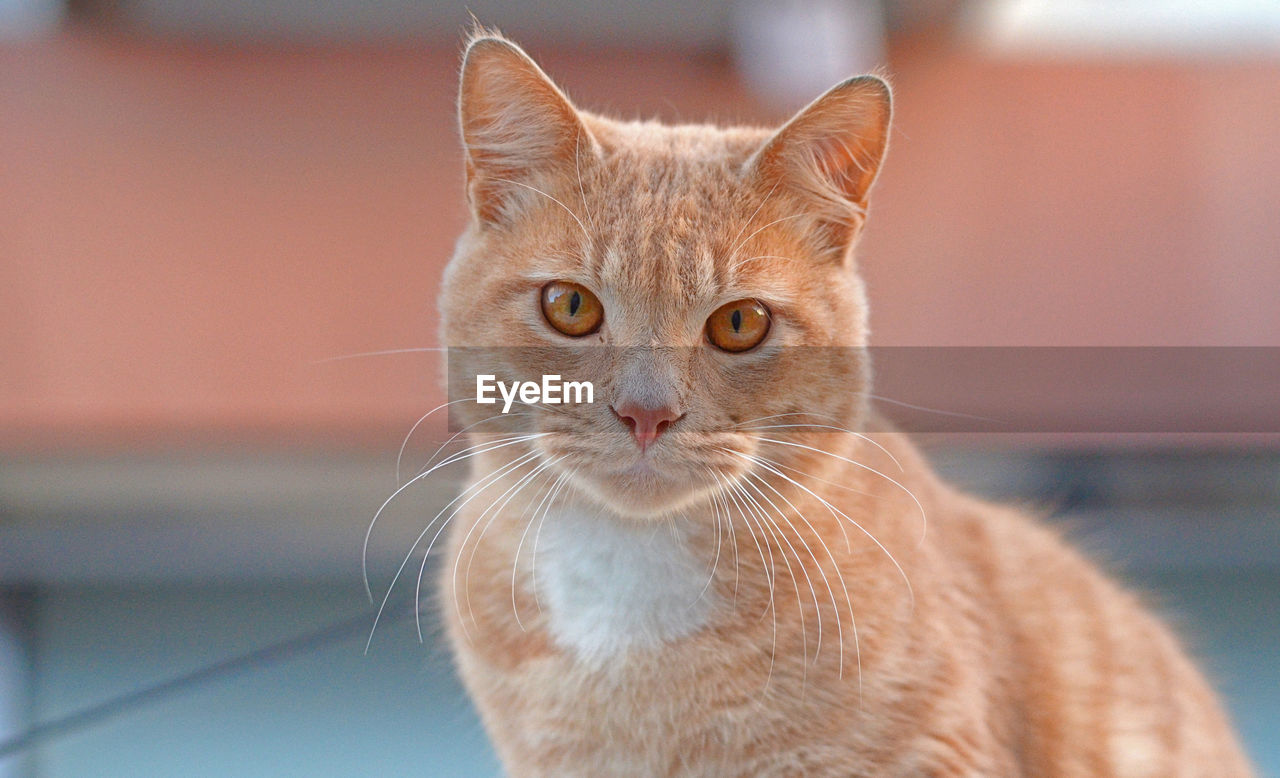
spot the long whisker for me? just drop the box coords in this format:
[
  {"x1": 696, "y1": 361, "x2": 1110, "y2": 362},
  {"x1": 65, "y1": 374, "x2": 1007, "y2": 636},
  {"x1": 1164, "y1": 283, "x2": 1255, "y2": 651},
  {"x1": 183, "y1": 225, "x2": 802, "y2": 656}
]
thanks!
[
  {"x1": 458, "y1": 458, "x2": 562, "y2": 633},
  {"x1": 740, "y1": 472, "x2": 830, "y2": 669},
  {"x1": 312, "y1": 346, "x2": 446, "y2": 364},
  {"x1": 756, "y1": 436, "x2": 926, "y2": 545},
  {"x1": 712, "y1": 469, "x2": 772, "y2": 615},
  {"x1": 732, "y1": 411, "x2": 832, "y2": 427},
  {"x1": 366, "y1": 447, "x2": 542, "y2": 653},
  {"x1": 453, "y1": 456, "x2": 562, "y2": 641},
  {"x1": 732, "y1": 411, "x2": 904, "y2": 473},
  {"x1": 362, "y1": 432, "x2": 546, "y2": 603},
  {"x1": 410, "y1": 449, "x2": 544, "y2": 643},
  {"x1": 736, "y1": 422, "x2": 904, "y2": 473},
  {"x1": 748, "y1": 453, "x2": 853, "y2": 552},
  {"x1": 490, "y1": 177, "x2": 594, "y2": 248},
  {"x1": 752, "y1": 455, "x2": 873, "y2": 510},
  {"x1": 735, "y1": 449, "x2": 915, "y2": 609},
  {"x1": 702, "y1": 468, "x2": 741, "y2": 606},
  {"x1": 529, "y1": 467, "x2": 578, "y2": 616},
  {"x1": 745, "y1": 469, "x2": 860, "y2": 694},
  {"x1": 409, "y1": 410, "x2": 534, "y2": 484},
  {"x1": 868, "y1": 393, "x2": 1002, "y2": 424},
  {"x1": 689, "y1": 487, "x2": 725, "y2": 610},
  {"x1": 513, "y1": 469, "x2": 573, "y2": 630},
  {"x1": 718, "y1": 476, "x2": 779, "y2": 694},
  {"x1": 395, "y1": 397, "x2": 487, "y2": 484},
  {"x1": 731, "y1": 479, "x2": 809, "y2": 692},
  {"x1": 717, "y1": 471, "x2": 775, "y2": 600}
]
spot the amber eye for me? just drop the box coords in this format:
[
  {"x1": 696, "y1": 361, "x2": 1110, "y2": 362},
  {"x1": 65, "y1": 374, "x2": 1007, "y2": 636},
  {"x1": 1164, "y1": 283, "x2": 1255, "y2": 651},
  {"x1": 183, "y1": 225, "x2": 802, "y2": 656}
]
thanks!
[
  {"x1": 540, "y1": 281, "x2": 604, "y2": 337},
  {"x1": 706, "y1": 299, "x2": 771, "y2": 353}
]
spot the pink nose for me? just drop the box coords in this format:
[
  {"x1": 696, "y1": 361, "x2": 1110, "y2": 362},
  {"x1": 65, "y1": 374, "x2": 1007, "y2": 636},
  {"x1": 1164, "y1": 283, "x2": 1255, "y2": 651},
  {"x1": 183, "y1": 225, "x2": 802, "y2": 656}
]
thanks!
[{"x1": 612, "y1": 402, "x2": 681, "y2": 452}]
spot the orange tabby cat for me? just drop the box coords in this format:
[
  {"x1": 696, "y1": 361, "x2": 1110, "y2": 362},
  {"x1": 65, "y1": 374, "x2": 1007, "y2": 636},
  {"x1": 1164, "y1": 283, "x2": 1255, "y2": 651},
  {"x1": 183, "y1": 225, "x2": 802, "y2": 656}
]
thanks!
[{"x1": 436, "y1": 30, "x2": 1254, "y2": 776}]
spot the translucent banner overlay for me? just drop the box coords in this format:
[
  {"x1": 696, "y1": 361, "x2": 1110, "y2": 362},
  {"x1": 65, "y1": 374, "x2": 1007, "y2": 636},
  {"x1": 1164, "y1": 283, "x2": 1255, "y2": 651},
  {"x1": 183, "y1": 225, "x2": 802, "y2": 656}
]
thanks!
[{"x1": 443, "y1": 347, "x2": 1280, "y2": 433}]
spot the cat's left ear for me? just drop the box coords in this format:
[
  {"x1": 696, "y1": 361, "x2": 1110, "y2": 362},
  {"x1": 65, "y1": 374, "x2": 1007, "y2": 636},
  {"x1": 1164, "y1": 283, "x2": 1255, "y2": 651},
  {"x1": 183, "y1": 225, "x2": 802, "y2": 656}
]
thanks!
[
  {"x1": 458, "y1": 35, "x2": 593, "y2": 226},
  {"x1": 747, "y1": 76, "x2": 892, "y2": 259}
]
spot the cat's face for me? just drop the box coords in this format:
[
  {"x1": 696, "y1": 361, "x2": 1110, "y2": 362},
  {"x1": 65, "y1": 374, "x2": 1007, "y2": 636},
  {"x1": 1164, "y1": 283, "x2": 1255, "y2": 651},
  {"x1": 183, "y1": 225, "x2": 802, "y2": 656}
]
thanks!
[{"x1": 441, "y1": 35, "x2": 890, "y2": 519}]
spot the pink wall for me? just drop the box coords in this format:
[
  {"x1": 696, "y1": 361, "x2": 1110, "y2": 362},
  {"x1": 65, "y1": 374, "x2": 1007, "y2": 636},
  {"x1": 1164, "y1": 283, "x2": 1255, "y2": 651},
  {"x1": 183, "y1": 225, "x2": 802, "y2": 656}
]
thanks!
[{"x1": 2, "y1": 33, "x2": 1277, "y2": 451}]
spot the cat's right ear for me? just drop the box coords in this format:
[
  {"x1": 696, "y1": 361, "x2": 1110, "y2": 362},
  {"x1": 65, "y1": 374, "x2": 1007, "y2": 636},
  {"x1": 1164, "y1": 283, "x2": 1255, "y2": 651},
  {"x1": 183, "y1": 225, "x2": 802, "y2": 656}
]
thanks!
[
  {"x1": 747, "y1": 76, "x2": 892, "y2": 260},
  {"x1": 458, "y1": 35, "x2": 592, "y2": 226}
]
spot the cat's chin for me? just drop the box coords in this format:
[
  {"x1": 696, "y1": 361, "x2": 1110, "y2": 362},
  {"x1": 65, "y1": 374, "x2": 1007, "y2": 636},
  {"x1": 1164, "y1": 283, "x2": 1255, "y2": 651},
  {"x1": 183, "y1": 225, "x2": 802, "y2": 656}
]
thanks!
[{"x1": 574, "y1": 465, "x2": 709, "y2": 519}]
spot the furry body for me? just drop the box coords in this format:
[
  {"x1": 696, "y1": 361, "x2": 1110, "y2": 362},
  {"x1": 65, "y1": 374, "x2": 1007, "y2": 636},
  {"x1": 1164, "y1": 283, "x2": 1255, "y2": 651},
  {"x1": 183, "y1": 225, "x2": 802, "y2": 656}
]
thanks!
[{"x1": 442, "y1": 436, "x2": 1251, "y2": 776}]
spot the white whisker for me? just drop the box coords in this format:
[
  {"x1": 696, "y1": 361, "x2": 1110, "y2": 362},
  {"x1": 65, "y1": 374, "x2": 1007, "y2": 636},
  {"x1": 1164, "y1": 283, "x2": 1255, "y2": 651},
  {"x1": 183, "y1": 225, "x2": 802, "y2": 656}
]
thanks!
[
  {"x1": 868, "y1": 393, "x2": 1002, "y2": 424},
  {"x1": 513, "y1": 469, "x2": 573, "y2": 631},
  {"x1": 751, "y1": 455, "x2": 872, "y2": 524},
  {"x1": 453, "y1": 455, "x2": 562, "y2": 641},
  {"x1": 731, "y1": 478, "x2": 809, "y2": 692},
  {"x1": 411, "y1": 449, "x2": 546, "y2": 643},
  {"x1": 529, "y1": 467, "x2": 578, "y2": 616},
  {"x1": 737, "y1": 422, "x2": 904, "y2": 473},
  {"x1": 396, "y1": 398, "x2": 488, "y2": 484},
  {"x1": 312, "y1": 346, "x2": 446, "y2": 364},
  {"x1": 409, "y1": 410, "x2": 534, "y2": 485},
  {"x1": 745, "y1": 469, "x2": 860, "y2": 694},
  {"x1": 702, "y1": 468, "x2": 742, "y2": 606},
  {"x1": 729, "y1": 212, "x2": 808, "y2": 260},
  {"x1": 366, "y1": 447, "x2": 542, "y2": 653},
  {"x1": 733, "y1": 411, "x2": 829, "y2": 427},
  {"x1": 491, "y1": 176, "x2": 594, "y2": 248},
  {"x1": 757, "y1": 436, "x2": 926, "y2": 546},
  {"x1": 690, "y1": 491, "x2": 725, "y2": 610},
  {"x1": 734, "y1": 448, "x2": 915, "y2": 609},
  {"x1": 718, "y1": 475, "x2": 779, "y2": 694},
  {"x1": 362, "y1": 432, "x2": 547, "y2": 603},
  {"x1": 740, "y1": 471, "x2": 833, "y2": 669}
]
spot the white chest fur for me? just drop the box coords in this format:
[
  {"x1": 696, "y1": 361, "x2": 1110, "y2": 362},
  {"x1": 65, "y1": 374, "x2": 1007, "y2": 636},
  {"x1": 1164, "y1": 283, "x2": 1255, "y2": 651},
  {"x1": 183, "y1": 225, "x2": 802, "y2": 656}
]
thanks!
[{"x1": 535, "y1": 509, "x2": 718, "y2": 664}]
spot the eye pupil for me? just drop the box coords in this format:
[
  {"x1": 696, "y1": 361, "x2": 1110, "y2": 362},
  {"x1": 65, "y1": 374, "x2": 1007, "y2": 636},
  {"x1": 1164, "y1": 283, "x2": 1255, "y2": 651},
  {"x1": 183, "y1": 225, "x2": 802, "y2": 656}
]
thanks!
[
  {"x1": 541, "y1": 281, "x2": 603, "y2": 337},
  {"x1": 705, "y1": 299, "x2": 771, "y2": 353}
]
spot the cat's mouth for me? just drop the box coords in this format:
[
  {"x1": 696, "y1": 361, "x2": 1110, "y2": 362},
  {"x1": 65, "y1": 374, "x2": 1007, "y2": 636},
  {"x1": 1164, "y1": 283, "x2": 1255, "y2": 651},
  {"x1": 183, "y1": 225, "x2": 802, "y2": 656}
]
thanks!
[
  {"x1": 532, "y1": 420, "x2": 752, "y2": 517},
  {"x1": 563, "y1": 445, "x2": 746, "y2": 518}
]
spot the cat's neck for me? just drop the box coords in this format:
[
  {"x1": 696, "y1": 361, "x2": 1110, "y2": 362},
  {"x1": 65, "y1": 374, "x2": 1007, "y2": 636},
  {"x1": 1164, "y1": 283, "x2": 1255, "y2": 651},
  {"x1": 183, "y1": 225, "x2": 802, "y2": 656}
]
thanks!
[
  {"x1": 534, "y1": 507, "x2": 718, "y2": 666},
  {"x1": 523, "y1": 430, "x2": 925, "y2": 667}
]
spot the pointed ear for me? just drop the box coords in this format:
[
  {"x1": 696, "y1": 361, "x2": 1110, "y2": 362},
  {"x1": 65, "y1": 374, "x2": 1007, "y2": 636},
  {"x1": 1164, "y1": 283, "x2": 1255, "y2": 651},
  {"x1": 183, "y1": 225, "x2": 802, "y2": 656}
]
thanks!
[
  {"x1": 748, "y1": 76, "x2": 891, "y2": 258},
  {"x1": 458, "y1": 35, "x2": 592, "y2": 226}
]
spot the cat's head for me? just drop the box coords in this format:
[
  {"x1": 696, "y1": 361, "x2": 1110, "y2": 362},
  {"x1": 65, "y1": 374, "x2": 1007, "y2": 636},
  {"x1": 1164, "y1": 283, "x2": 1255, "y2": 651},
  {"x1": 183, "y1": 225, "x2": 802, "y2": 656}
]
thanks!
[{"x1": 440, "y1": 32, "x2": 890, "y2": 519}]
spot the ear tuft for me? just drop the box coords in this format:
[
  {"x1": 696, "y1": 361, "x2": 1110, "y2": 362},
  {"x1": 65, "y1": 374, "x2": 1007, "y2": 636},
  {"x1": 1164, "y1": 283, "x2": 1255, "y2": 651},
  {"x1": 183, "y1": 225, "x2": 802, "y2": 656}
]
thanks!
[
  {"x1": 458, "y1": 34, "x2": 590, "y2": 225},
  {"x1": 749, "y1": 75, "x2": 892, "y2": 255},
  {"x1": 462, "y1": 18, "x2": 504, "y2": 50}
]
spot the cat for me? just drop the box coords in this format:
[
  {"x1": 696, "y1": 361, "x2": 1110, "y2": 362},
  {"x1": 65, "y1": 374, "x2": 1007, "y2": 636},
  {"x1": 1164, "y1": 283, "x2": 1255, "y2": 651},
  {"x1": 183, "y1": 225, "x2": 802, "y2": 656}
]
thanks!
[{"x1": 434, "y1": 29, "x2": 1255, "y2": 777}]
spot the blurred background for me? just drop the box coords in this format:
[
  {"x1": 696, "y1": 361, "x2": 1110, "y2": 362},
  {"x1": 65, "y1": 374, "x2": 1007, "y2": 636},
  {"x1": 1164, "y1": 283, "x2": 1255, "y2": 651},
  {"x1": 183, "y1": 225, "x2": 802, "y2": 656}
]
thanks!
[{"x1": 2, "y1": 0, "x2": 1279, "y2": 775}]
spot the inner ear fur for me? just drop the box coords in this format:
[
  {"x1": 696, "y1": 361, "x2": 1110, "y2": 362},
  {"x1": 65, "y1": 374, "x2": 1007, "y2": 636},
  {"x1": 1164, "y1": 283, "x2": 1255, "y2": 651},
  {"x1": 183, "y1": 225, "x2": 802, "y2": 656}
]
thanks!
[
  {"x1": 458, "y1": 34, "x2": 594, "y2": 225},
  {"x1": 748, "y1": 76, "x2": 892, "y2": 257}
]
